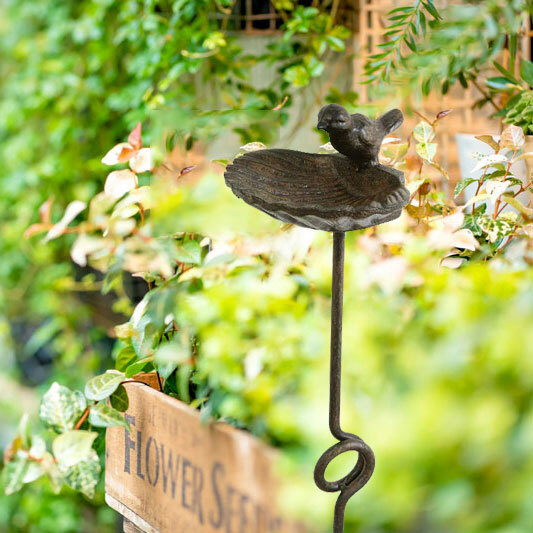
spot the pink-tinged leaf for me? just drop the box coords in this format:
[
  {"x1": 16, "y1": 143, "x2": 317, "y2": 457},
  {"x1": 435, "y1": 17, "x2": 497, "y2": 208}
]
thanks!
[
  {"x1": 104, "y1": 170, "x2": 138, "y2": 199},
  {"x1": 39, "y1": 197, "x2": 54, "y2": 224},
  {"x1": 441, "y1": 256, "x2": 465, "y2": 269},
  {"x1": 70, "y1": 234, "x2": 105, "y2": 266},
  {"x1": 450, "y1": 229, "x2": 479, "y2": 251},
  {"x1": 128, "y1": 123, "x2": 142, "y2": 150},
  {"x1": 500, "y1": 125, "x2": 525, "y2": 151},
  {"x1": 44, "y1": 201, "x2": 87, "y2": 242},
  {"x1": 129, "y1": 148, "x2": 153, "y2": 173},
  {"x1": 440, "y1": 212, "x2": 464, "y2": 232},
  {"x1": 436, "y1": 109, "x2": 452, "y2": 120},
  {"x1": 102, "y1": 143, "x2": 134, "y2": 165},
  {"x1": 24, "y1": 223, "x2": 49, "y2": 239}
]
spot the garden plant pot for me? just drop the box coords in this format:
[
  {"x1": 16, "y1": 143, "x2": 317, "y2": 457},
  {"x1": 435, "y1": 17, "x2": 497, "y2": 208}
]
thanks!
[{"x1": 105, "y1": 380, "x2": 307, "y2": 533}]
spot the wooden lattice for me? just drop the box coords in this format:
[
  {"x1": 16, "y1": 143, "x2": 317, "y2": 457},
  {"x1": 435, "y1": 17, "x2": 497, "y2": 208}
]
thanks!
[{"x1": 353, "y1": 1, "x2": 532, "y2": 179}]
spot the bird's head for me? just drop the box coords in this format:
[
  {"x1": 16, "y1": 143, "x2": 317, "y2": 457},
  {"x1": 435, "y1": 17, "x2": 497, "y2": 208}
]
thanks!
[{"x1": 317, "y1": 104, "x2": 352, "y2": 133}]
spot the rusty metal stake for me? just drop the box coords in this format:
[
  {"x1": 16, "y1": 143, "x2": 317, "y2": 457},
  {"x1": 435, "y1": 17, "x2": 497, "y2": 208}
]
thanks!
[{"x1": 314, "y1": 232, "x2": 375, "y2": 533}]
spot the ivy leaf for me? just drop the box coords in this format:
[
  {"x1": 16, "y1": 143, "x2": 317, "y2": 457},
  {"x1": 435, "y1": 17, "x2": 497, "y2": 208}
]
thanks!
[
  {"x1": 500, "y1": 125, "x2": 525, "y2": 151},
  {"x1": 154, "y1": 339, "x2": 192, "y2": 379},
  {"x1": 89, "y1": 404, "x2": 131, "y2": 431},
  {"x1": 23, "y1": 461, "x2": 44, "y2": 484},
  {"x1": 125, "y1": 357, "x2": 154, "y2": 378},
  {"x1": 18, "y1": 414, "x2": 32, "y2": 449},
  {"x1": 110, "y1": 385, "x2": 129, "y2": 412},
  {"x1": 454, "y1": 178, "x2": 477, "y2": 197},
  {"x1": 176, "y1": 240, "x2": 202, "y2": 265},
  {"x1": 42, "y1": 453, "x2": 64, "y2": 493},
  {"x1": 3, "y1": 453, "x2": 29, "y2": 494},
  {"x1": 477, "y1": 215, "x2": 514, "y2": 243},
  {"x1": 502, "y1": 195, "x2": 533, "y2": 219},
  {"x1": 416, "y1": 141, "x2": 437, "y2": 162},
  {"x1": 61, "y1": 449, "x2": 101, "y2": 499},
  {"x1": 40, "y1": 383, "x2": 86, "y2": 433},
  {"x1": 413, "y1": 121, "x2": 434, "y2": 143},
  {"x1": 84, "y1": 372, "x2": 124, "y2": 401},
  {"x1": 471, "y1": 154, "x2": 508, "y2": 173},
  {"x1": 52, "y1": 431, "x2": 98, "y2": 468}
]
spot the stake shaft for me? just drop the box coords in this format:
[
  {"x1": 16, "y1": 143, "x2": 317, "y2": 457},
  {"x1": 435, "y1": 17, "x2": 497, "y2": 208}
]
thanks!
[
  {"x1": 313, "y1": 232, "x2": 376, "y2": 533},
  {"x1": 330, "y1": 232, "x2": 347, "y2": 441}
]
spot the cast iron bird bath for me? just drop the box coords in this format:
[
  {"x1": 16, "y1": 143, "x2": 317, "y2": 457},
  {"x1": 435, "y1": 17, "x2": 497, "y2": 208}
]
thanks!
[{"x1": 224, "y1": 104, "x2": 410, "y2": 532}]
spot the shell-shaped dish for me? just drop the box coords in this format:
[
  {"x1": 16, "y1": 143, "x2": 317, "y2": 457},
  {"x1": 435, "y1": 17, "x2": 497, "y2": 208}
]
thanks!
[{"x1": 224, "y1": 149, "x2": 410, "y2": 232}]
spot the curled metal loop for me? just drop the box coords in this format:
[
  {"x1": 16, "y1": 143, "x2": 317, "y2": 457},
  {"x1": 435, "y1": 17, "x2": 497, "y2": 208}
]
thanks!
[
  {"x1": 314, "y1": 435, "x2": 375, "y2": 532},
  {"x1": 315, "y1": 232, "x2": 375, "y2": 533}
]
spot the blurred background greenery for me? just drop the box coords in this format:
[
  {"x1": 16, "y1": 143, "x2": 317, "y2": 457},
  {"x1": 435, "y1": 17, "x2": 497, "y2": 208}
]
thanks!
[{"x1": 1, "y1": 1, "x2": 532, "y2": 532}]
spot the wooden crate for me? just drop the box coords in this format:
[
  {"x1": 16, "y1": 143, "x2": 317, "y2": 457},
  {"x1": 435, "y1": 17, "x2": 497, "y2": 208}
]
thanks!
[{"x1": 105, "y1": 382, "x2": 307, "y2": 533}]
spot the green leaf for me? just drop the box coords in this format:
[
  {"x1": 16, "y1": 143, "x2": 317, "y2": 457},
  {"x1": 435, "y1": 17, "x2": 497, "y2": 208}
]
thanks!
[
  {"x1": 486, "y1": 77, "x2": 515, "y2": 91},
  {"x1": 493, "y1": 61, "x2": 520, "y2": 84},
  {"x1": 454, "y1": 178, "x2": 477, "y2": 197},
  {"x1": 84, "y1": 372, "x2": 124, "y2": 401},
  {"x1": 416, "y1": 142, "x2": 437, "y2": 162},
  {"x1": 423, "y1": 0, "x2": 440, "y2": 20},
  {"x1": 115, "y1": 345, "x2": 137, "y2": 371},
  {"x1": 125, "y1": 356, "x2": 154, "y2": 378},
  {"x1": 283, "y1": 65, "x2": 310, "y2": 87},
  {"x1": 89, "y1": 403, "x2": 131, "y2": 430},
  {"x1": 413, "y1": 121, "x2": 434, "y2": 143},
  {"x1": 110, "y1": 385, "x2": 129, "y2": 412},
  {"x1": 520, "y1": 59, "x2": 533, "y2": 86},
  {"x1": 18, "y1": 414, "x2": 32, "y2": 449},
  {"x1": 40, "y1": 382, "x2": 86, "y2": 433},
  {"x1": 23, "y1": 461, "x2": 44, "y2": 484},
  {"x1": 52, "y1": 430, "x2": 98, "y2": 468},
  {"x1": 42, "y1": 453, "x2": 64, "y2": 493},
  {"x1": 3, "y1": 453, "x2": 29, "y2": 494},
  {"x1": 176, "y1": 240, "x2": 202, "y2": 265},
  {"x1": 475, "y1": 135, "x2": 499, "y2": 152},
  {"x1": 61, "y1": 449, "x2": 101, "y2": 499},
  {"x1": 502, "y1": 195, "x2": 533, "y2": 218},
  {"x1": 325, "y1": 35, "x2": 345, "y2": 52},
  {"x1": 154, "y1": 339, "x2": 192, "y2": 380}
]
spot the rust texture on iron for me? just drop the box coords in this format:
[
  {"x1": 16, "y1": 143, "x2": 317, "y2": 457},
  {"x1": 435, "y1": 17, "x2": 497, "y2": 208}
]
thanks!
[{"x1": 224, "y1": 104, "x2": 409, "y2": 232}]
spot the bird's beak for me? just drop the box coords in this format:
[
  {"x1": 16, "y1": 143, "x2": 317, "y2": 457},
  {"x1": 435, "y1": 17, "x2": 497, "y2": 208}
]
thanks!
[{"x1": 317, "y1": 121, "x2": 327, "y2": 130}]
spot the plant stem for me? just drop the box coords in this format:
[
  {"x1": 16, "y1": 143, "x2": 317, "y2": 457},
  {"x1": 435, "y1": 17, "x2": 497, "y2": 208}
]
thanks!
[
  {"x1": 472, "y1": 78, "x2": 501, "y2": 113},
  {"x1": 74, "y1": 408, "x2": 90, "y2": 430}
]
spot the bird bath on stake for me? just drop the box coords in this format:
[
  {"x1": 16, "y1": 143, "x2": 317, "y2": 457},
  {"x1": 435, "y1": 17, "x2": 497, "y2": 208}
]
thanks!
[{"x1": 224, "y1": 104, "x2": 410, "y2": 533}]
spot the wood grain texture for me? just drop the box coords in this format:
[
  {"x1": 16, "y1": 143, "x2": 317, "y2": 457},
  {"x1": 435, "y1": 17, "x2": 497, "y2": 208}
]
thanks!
[{"x1": 106, "y1": 383, "x2": 307, "y2": 533}]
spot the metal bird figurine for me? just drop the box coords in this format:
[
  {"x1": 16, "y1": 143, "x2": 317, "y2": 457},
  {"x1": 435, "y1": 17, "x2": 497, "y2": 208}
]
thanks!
[
  {"x1": 224, "y1": 104, "x2": 410, "y2": 533},
  {"x1": 224, "y1": 103, "x2": 409, "y2": 232}
]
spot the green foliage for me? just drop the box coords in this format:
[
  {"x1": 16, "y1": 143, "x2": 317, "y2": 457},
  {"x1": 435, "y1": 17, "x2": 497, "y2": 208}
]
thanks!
[{"x1": 366, "y1": 0, "x2": 530, "y2": 108}]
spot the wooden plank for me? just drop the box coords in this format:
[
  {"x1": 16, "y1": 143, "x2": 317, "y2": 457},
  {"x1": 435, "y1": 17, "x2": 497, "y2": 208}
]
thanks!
[
  {"x1": 123, "y1": 516, "x2": 150, "y2": 533},
  {"x1": 106, "y1": 383, "x2": 307, "y2": 533}
]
